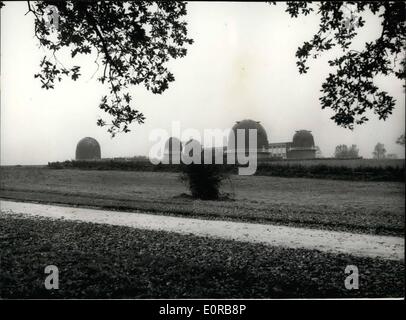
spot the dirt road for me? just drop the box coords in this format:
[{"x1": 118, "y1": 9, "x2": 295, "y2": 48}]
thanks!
[{"x1": 1, "y1": 199, "x2": 404, "y2": 261}]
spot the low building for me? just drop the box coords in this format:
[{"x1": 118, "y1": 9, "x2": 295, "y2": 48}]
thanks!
[{"x1": 268, "y1": 142, "x2": 292, "y2": 159}]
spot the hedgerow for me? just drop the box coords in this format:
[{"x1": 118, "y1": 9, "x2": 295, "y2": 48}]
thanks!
[{"x1": 48, "y1": 160, "x2": 405, "y2": 182}]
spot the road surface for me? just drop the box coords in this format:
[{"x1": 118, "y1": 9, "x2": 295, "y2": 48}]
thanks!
[{"x1": 1, "y1": 199, "x2": 404, "y2": 261}]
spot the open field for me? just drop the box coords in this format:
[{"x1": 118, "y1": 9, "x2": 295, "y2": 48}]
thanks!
[
  {"x1": 0, "y1": 215, "x2": 403, "y2": 298},
  {"x1": 1, "y1": 166, "x2": 404, "y2": 236}
]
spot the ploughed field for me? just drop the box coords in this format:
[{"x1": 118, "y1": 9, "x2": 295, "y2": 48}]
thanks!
[
  {"x1": 1, "y1": 166, "x2": 404, "y2": 236},
  {"x1": 0, "y1": 215, "x2": 403, "y2": 298}
]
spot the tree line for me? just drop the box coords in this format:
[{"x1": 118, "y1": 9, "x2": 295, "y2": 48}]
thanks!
[{"x1": 333, "y1": 137, "x2": 404, "y2": 159}]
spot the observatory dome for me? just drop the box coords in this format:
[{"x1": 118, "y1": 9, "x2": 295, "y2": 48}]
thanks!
[
  {"x1": 75, "y1": 137, "x2": 101, "y2": 160},
  {"x1": 228, "y1": 119, "x2": 269, "y2": 151},
  {"x1": 291, "y1": 130, "x2": 315, "y2": 149}
]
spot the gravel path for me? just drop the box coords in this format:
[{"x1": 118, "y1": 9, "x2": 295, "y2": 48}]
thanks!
[{"x1": 1, "y1": 199, "x2": 404, "y2": 261}]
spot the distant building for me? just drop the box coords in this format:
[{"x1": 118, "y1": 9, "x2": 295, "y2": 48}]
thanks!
[
  {"x1": 268, "y1": 142, "x2": 292, "y2": 159},
  {"x1": 224, "y1": 121, "x2": 317, "y2": 161},
  {"x1": 286, "y1": 130, "x2": 316, "y2": 159},
  {"x1": 226, "y1": 119, "x2": 270, "y2": 161},
  {"x1": 268, "y1": 132, "x2": 317, "y2": 159},
  {"x1": 75, "y1": 137, "x2": 101, "y2": 160},
  {"x1": 90, "y1": 121, "x2": 318, "y2": 163}
]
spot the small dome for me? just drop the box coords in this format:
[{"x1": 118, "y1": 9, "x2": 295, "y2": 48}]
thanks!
[
  {"x1": 228, "y1": 119, "x2": 269, "y2": 151},
  {"x1": 292, "y1": 130, "x2": 315, "y2": 149},
  {"x1": 165, "y1": 137, "x2": 183, "y2": 153},
  {"x1": 76, "y1": 137, "x2": 101, "y2": 160}
]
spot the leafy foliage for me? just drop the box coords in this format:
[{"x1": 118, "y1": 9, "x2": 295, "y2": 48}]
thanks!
[
  {"x1": 2, "y1": 2, "x2": 404, "y2": 132},
  {"x1": 273, "y1": 2, "x2": 406, "y2": 129},
  {"x1": 21, "y1": 1, "x2": 193, "y2": 136},
  {"x1": 180, "y1": 160, "x2": 228, "y2": 200}
]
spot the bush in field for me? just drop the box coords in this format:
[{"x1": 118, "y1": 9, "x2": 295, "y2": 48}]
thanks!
[{"x1": 180, "y1": 162, "x2": 228, "y2": 200}]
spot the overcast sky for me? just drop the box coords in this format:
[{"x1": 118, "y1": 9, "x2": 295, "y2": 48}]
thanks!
[{"x1": 1, "y1": 1, "x2": 405, "y2": 165}]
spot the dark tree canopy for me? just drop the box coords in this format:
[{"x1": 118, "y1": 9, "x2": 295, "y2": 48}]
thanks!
[
  {"x1": 1, "y1": 1, "x2": 404, "y2": 134},
  {"x1": 1, "y1": 0, "x2": 193, "y2": 136},
  {"x1": 271, "y1": 1, "x2": 405, "y2": 129}
]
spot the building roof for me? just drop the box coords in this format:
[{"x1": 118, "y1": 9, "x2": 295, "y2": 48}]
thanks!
[
  {"x1": 228, "y1": 119, "x2": 269, "y2": 151},
  {"x1": 75, "y1": 137, "x2": 101, "y2": 160},
  {"x1": 269, "y1": 142, "x2": 292, "y2": 147},
  {"x1": 291, "y1": 130, "x2": 315, "y2": 149}
]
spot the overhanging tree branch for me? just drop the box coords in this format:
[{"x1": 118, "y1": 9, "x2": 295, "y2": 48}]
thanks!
[{"x1": 19, "y1": 1, "x2": 193, "y2": 136}]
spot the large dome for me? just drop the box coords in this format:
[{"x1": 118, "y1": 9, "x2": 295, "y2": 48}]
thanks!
[
  {"x1": 76, "y1": 137, "x2": 101, "y2": 160},
  {"x1": 228, "y1": 119, "x2": 269, "y2": 151},
  {"x1": 291, "y1": 130, "x2": 315, "y2": 149}
]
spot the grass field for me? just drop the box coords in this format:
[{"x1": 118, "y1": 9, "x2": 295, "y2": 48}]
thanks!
[
  {"x1": 1, "y1": 166, "x2": 404, "y2": 236},
  {"x1": 0, "y1": 215, "x2": 403, "y2": 298}
]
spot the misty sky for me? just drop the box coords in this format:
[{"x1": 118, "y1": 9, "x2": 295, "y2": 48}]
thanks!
[{"x1": 1, "y1": 1, "x2": 405, "y2": 165}]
